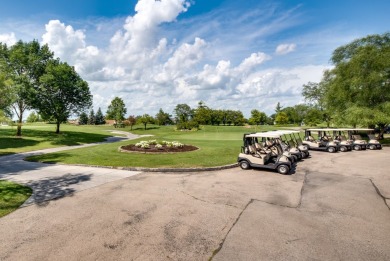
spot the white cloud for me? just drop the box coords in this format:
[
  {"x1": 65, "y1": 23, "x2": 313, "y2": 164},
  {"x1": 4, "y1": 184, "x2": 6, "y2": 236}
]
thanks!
[
  {"x1": 109, "y1": 0, "x2": 189, "y2": 54},
  {"x1": 275, "y1": 43, "x2": 296, "y2": 55},
  {"x1": 30, "y1": 1, "x2": 332, "y2": 117},
  {"x1": 0, "y1": 32, "x2": 17, "y2": 46},
  {"x1": 237, "y1": 52, "x2": 271, "y2": 73}
]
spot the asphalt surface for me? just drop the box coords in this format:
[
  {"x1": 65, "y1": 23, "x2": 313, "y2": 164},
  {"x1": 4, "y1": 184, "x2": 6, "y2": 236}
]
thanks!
[{"x1": 0, "y1": 143, "x2": 389, "y2": 260}]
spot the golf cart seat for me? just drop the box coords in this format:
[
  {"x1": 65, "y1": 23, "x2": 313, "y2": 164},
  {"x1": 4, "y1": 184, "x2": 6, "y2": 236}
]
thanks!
[
  {"x1": 307, "y1": 136, "x2": 316, "y2": 142},
  {"x1": 248, "y1": 145, "x2": 262, "y2": 158},
  {"x1": 368, "y1": 134, "x2": 377, "y2": 140},
  {"x1": 254, "y1": 142, "x2": 268, "y2": 154}
]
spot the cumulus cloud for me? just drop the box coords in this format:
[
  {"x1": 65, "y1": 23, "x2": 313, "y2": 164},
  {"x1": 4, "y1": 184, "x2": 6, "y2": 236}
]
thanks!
[
  {"x1": 0, "y1": 32, "x2": 17, "y2": 46},
  {"x1": 35, "y1": 0, "x2": 328, "y2": 117},
  {"x1": 109, "y1": 0, "x2": 189, "y2": 54},
  {"x1": 42, "y1": 20, "x2": 102, "y2": 78},
  {"x1": 275, "y1": 43, "x2": 296, "y2": 55}
]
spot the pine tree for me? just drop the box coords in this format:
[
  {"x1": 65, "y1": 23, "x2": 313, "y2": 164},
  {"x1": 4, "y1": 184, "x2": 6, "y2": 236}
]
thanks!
[
  {"x1": 88, "y1": 109, "x2": 95, "y2": 125},
  {"x1": 79, "y1": 112, "x2": 88, "y2": 125},
  {"x1": 95, "y1": 107, "x2": 106, "y2": 125}
]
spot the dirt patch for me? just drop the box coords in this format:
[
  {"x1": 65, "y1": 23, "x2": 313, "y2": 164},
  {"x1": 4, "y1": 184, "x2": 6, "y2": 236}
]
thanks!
[{"x1": 120, "y1": 144, "x2": 199, "y2": 153}]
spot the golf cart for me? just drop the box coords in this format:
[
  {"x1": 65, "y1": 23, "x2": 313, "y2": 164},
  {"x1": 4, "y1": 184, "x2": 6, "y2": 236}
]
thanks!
[
  {"x1": 347, "y1": 128, "x2": 382, "y2": 150},
  {"x1": 266, "y1": 130, "x2": 309, "y2": 160},
  {"x1": 238, "y1": 133, "x2": 292, "y2": 174},
  {"x1": 256, "y1": 132, "x2": 298, "y2": 163},
  {"x1": 287, "y1": 130, "x2": 311, "y2": 158},
  {"x1": 319, "y1": 128, "x2": 353, "y2": 152},
  {"x1": 302, "y1": 129, "x2": 339, "y2": 153}
]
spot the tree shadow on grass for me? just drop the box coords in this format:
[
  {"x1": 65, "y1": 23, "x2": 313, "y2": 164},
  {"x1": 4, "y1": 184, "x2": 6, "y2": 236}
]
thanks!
[
  {"x1": 0, "y1": 137, "x2": 39, "y2": 150},
  {"x1": 26, "y1": 152, "x2": 74, "y2": 165},
  {"x1": 132, "y1": 126, "x2": 160, "y2": 131},
  {"x1": 24, "y1": 173, "x2": 92, "y2": 206}
]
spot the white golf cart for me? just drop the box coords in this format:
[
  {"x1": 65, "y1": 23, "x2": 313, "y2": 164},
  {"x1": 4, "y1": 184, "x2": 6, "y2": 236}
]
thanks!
[
  {"x1": 238, "y1": 133, "x2": 292, "y2": 174},
  {"x1": 319, "y1": 128, "x2": 353, "y2": 152},
  {"x1": 346, "y1": 128, "x2": 382, "y2": 150},
  {"x1": 302, "y1": 129, "x2": 339, "y2": 153},
  {"x1": 265, "y1": 130, "x2": 309, "y2": 160}
]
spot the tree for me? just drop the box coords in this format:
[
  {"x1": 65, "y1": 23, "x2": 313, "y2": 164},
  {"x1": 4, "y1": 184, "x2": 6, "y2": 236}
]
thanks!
[
  {"x1": 95, "y1": 107, "x2": 105, "y2": 125},
  {"x1": 127, "y1": 115, "x2": 136, "y2": 130},
  {"x1": 275, "y1": 102, "x2": 283, "y2": 114},
  {"x1": 174, "y1": 104, "x2": 193, "y2": 124},
  {"x1": 155, "y1": 108, "x2": 173, "y2": 126},
  {"x1": 193, "y1": 101, "x2": 212, "y2": 125},
  {"x1": 79, "y1": 112, "x2": 88, "y2": 125},
  {"x1": 32, "y1": 60, "x2": 92, "y2": 133},
  {"x1": 325, "y1": 33, "x2": 390, "y2": 136},
  {"x1": 303, "y1": 107, "x2": 324, "y2": 126},
  {"x1": 0, "y1": 40, "x2": 53, "y2": 136},
  {"x1": 0, "y1": 110, "x2": 11, "y2": 124},
  {"x1": 106, "y1": 97, "x2": 127, "y2": 123},
  {"x1": 0, "y1": 72, "x2": 13, "y2": 110},
  {"x1": 275, "y1": 112, "x2": 289, "y2": 125},
  {"x1": 88, "y1": 109, "x2": 95, "y2": 125},
  {"x1": 231, "y1": 110, "x2": 246, "y2": 126},
  {"x1": 137, "y1": 114, "x2": 154, "y2": 130},
  {"x1": 249, "y1": 109, "x2": 267, "y2": 125},
  {"x1": 302, "y1": 81, "x2": 326, "y2": 109},
  {"x1": 27, "y1": 111, "x2": 39, "y2": 123}
]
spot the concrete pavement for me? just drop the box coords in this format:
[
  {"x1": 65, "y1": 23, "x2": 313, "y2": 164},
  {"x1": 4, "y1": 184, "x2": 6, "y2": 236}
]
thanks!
[{"x1": 0, "y1": 139, "x2": 389, "y2": 260}]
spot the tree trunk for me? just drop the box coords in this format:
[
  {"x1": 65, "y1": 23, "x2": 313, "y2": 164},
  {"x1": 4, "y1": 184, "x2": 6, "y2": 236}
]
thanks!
[
  {"x1": 16, "y1": 118, "x2": 22, "y2": 136},
  {"x1": 56, "y1": 121, "x2": 61, "y2": 134},
  {"x1": 144, "y1": 123, "x2": 147, "y2": 130}
]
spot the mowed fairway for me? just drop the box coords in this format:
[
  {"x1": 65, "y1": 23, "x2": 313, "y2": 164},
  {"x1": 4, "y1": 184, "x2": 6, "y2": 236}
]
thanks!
[
  {"x1": 0, "y1": 124, "x2": 114, "y2": 156},
  {"x1": 26, "y1": 124, "x2": 275, "y2": 168}
]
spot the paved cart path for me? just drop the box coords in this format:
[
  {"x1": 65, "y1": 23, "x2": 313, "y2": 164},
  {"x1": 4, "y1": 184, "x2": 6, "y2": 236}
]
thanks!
[{"x1": 0, "y1": 131, "x2": 149, "y2": 205}]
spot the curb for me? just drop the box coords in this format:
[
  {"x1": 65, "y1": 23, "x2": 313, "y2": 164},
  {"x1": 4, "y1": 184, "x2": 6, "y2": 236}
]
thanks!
[{"x1": 65, "y1": 163, "x2": 239, "y2": 173}]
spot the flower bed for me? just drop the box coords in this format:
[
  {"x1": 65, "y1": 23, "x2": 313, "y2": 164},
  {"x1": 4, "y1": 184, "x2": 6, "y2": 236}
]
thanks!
[{"x1": 120, "y1": 140, "x2": 198, "y2": 153}]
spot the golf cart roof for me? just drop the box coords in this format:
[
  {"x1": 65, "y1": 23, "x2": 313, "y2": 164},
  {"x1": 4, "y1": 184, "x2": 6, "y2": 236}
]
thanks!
[
  {"x1": 267, "y1": 130, "x2": 301, "y2": 135},
  {"x1": 306, "y1": 128, "x2": 341, "y2": 131},
  {"x1": 309, "y1": 128, "x2": 374, "y2": 131},
  {"x1": 245, "y1": 132, "x2": 281, "y2": 138}
]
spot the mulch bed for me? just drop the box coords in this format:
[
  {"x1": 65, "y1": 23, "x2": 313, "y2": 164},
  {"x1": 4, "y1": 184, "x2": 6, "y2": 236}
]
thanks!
[{"x1": 120, "y1": 144, "x2": 199, "y2": 153}]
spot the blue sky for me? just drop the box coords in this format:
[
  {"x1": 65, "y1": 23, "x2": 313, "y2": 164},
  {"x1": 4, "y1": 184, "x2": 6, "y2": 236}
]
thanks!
[{"x1": 0, "y1": 0, "x2": 389, "y2": 117}]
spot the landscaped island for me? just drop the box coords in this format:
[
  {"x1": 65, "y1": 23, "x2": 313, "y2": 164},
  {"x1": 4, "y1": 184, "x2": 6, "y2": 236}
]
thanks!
[{"x1": 120, "y1": 140, "x2": 198, "y2": 153}]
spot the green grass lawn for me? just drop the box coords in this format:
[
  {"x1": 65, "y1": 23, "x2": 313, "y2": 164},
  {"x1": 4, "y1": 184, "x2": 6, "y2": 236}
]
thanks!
[
  {"x1": 0, "y1": 123, "x2": 115, "y2": 156},
  {"x1": 27, "y1": 124, "x2": 279, "y2": 168},
  {"x1": 0, "y1": 180, "x2": 32, "y2": 217}
]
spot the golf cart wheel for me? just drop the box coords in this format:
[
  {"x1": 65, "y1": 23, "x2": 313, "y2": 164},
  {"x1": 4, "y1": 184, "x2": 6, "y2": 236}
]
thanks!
[
  {"x1": 303, "y1": 151, "x2": 310, "y2": 158},
  {"x1": 377, "y1": 145, "x2": 382, "y2": 150},
  {"x1": 369, "y1": 144, "x2": 376, "y2": 150},
  {"x1": 239, "y1": 160, "x2": 251, "y2": 170},
  {"x1": 291, "y1": 155, "x2": 298, "y2": 163},
  {"x1": 277, "y1": 164, "x2": 290, "y2": 175},
  {"x1": 327, "y1": 146, "x2": 336, "y2": 153},
  {"x1": 354, "y1": 145, "x2": 361, "y2": 151},
  {"x1": 340, "y1": 146, "x2": 347, "y2": 152}
]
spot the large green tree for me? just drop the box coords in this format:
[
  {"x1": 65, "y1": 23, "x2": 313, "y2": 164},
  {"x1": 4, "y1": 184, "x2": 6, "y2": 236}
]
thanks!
[
  {"x1": 155, "y1": 108, "x2": 173, "y2": 126},
  {"x1": 174, "y1": 103, "x2": 193, "y2": 123},
  {"x1": 0, "y1": 40, "x2": 53, "y2": 136},
  {"x1": 248, "y1": 109, "x2": 267, "y2": 126},
  {"x1": 32, "y1": 60, "x2": 92, "y2": 133},
  {"x1": 325, "y1": 33, "x2": 390, "y2": 136},
  {"x1": 137, "y1": 114, "x2": 154, "y2": 130},
  {"x1": 106, "y1": 97, "x2": 127, "y2": 122},
  {"x1": 193, "y1": 101, "x2": 212, "y2": 125}
]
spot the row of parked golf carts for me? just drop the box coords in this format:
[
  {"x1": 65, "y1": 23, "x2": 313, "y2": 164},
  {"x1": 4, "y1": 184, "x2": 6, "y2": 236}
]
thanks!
[{"x1": 238, "y1": 128, "x2": 382, "y2": 174}]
